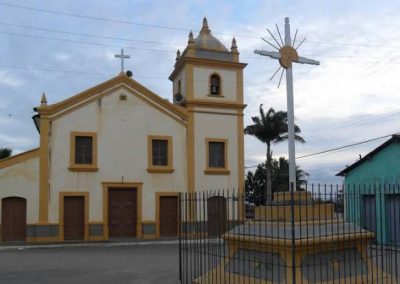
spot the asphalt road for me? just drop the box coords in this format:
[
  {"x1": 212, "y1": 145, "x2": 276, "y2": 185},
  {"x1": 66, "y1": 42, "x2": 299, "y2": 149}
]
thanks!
[{"x1": 0, "y1": 244, "x2": 180, "y2": 284}]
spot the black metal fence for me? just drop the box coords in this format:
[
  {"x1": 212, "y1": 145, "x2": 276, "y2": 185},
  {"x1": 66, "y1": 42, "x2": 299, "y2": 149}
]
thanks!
[{"x1": 179, "y1": 185, "x2": 400, "y2": 283}]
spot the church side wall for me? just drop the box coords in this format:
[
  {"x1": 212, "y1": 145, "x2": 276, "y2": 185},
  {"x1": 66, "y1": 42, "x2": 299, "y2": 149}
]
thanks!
[
  {"x1": 48, "y1": 86, "x2": 187, "y2": 240},
  {"x1": 0, "y1": 157, "x2": 39, "y2": 240}
]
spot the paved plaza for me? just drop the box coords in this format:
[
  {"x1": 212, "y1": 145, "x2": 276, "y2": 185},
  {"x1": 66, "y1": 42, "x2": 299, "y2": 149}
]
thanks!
[{"x1": 0, "y1": 244, "x2": 179, "y2": 284}]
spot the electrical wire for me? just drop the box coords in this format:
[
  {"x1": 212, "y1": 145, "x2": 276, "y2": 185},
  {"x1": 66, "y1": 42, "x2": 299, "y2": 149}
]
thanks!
[
  {"x1": 1, "y1": 1, "x2": 400, "y2": 49},
  {"x1": 244, "y1": 132, "x2": 397, "y2": 169},
  {"x1": 2, "y1": 30, "x2": 400, "y2": 63},
  {"x1": 296, "y1": 133, "x2": 396, "y2": 159},
  {"x1": 0, "y1": 30, "x2": 175, "y2": 53},
  {"x1": 0, "y1": 22, "x2": 174, "y2": 46}
]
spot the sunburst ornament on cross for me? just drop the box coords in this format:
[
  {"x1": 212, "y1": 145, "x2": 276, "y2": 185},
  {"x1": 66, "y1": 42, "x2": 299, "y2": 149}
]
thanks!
[{"x1": 255, "y1": 17, "x2": 320, "y2": 191}]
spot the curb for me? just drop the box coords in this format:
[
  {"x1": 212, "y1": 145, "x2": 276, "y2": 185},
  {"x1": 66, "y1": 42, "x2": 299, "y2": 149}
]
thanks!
[{"x1": 0, "y1": 240, "x2": 180, "y2": 251}]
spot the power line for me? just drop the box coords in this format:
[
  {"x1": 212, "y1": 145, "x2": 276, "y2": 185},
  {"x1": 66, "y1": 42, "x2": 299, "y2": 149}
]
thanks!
[
  {"x1": 304, "y1": 111, "x2": 400, "y2": 141},
  {"x1": 245, "y1": 133, "x2": 397, "y2": 169},
  {"x1": 0, "y1": 1, "x2": 249, "y2": 38},
  {"x1": 2, "y1": 21, "x2": 400, "y2": 54},
  {"x1": 297, "y1": 133, "x2": 395, "y2": 159},
  {"x1": 0, "y1": 22, "x2": 174, "y2": 46},
  {"x1": 1, "y1": 1, "x2": 400, "y2": 49},
  {"x1": 0, "y1": 30, "x2": 175, "y2": 53},
  {"x1": 0, "y1": 64, "x2": 269, "y2": 85},
  {"x1": 2, "y1": 30, "x2": 400, "y2": 63}
]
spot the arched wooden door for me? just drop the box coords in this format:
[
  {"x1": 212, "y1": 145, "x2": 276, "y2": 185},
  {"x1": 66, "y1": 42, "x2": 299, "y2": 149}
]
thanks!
[
  {"x1": 207, "y1": 196, "x2": 227, "y2": 236},
  {"x1": 1, "y1": 197, "x2": 26, "y2": 241}
]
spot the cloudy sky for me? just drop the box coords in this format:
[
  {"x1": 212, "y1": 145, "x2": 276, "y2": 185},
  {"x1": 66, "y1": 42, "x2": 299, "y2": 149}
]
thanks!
[{"x1": 1, "y1": 0, "x2": 400, "y2": 184}]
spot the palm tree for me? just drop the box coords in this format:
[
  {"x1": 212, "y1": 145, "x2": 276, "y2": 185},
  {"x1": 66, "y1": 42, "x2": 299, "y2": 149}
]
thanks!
[
  {"x1": 0, "y1": 147, "x2": 12, "y2": 160},
  {"x1": 244, "y1": 104, "x2": 304, "y2": 202}
]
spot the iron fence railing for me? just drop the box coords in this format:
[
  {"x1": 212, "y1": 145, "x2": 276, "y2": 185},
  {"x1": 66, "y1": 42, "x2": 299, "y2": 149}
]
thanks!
[{"x1": 179, "y1": 184, "x2": 400, "y2": 283}]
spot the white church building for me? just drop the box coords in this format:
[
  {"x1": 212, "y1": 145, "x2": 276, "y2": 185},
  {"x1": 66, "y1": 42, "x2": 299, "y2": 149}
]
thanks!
[{"x1": 0, "y1": 18, "x2": 246, "y2": 242}]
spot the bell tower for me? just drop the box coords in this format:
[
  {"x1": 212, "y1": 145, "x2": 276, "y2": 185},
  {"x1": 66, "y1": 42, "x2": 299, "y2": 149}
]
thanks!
[{"x1": 169, "y1": 18, "x2": 247, "y2": 206}]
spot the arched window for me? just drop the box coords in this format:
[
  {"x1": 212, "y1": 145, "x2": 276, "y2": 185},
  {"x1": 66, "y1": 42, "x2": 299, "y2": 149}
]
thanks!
[{"x1": 210, "y1": 74, "x2": 221, "y2": 96}]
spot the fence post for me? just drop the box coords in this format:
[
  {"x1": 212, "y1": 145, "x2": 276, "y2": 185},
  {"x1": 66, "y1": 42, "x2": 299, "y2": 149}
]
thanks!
[
  {"x1": 178, "y1": 192, "x2": 182, "y2": 282},
  {"x1": 290, "y1": 182, "x2": 296, "y2": 284}
]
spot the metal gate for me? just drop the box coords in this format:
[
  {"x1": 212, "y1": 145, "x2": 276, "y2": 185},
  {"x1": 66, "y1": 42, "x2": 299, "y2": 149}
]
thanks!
[{"x1": 179, "y1": 186, "x2": 400, "y2": 283}]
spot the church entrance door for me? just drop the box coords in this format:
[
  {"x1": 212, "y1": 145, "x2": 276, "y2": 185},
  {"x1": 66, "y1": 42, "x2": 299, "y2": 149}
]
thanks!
[{"x1": 108, "y1": 188, "x2": 137, "y2": 238}]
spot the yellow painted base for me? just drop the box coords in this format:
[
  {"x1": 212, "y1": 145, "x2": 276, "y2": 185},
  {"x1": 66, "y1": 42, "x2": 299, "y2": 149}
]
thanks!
[
  {"x1": 195, "y1": 237, "x2": 396, "y2": 284},
  {"x1": 255, "y1": 203, "x2": 335, "y2": 221}
]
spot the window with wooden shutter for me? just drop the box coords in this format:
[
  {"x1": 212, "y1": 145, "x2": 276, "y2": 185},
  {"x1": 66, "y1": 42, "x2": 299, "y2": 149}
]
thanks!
[
  {"x1": 205, "y1": 138, "x2": 230, "y2": 175},
  {"x1": 152, "y1": 139, "x2": 168, "y2": 166},
  {"x1": 69, "y1": 132, "x2": 98, "y2": 172},
  {"x1": 147, "y1": 136, "x2": 174, "y2": 173},
  {"x1": 75, "y1": 136, "x2": 93, "y2": 164}
]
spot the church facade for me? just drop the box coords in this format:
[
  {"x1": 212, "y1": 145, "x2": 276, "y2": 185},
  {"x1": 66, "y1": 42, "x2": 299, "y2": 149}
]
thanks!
[{"x1": 0, "y1": 19, "x2": 246, "y2": 242}]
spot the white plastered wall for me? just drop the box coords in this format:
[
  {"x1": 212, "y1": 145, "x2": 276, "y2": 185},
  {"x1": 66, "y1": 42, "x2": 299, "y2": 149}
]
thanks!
[
  {"x1": 48, "y1": 85, "x2": 187, "y2": 223},
  {"x1": 193, "y1": 111, "x2": 239, "y2": 191},
  {"x1": 0, "y1": 157, "x2": 39, "y2": 224},
  {"x1": 173, "y1": 66, "x2": 186, "y2": 98}
]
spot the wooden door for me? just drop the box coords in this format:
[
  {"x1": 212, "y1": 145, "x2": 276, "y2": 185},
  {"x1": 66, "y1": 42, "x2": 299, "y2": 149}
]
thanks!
[
  {"x1": 207, "y1": 196, "x2": 227, "y2": 236},
  {"x1": 1, "y1": 197, "x2": 26, "y2": 241},
  {"x1": 108, "y1": 188, "x2": 137, "y2": 238},
  {"x1": 63, "y1": 196, "x2": 85, "y2": 240},
  {"x1": 362, "y1": 195, "x2": 376, "y2": 233},
  {"x1": 159, "y1": 196, "x2": 178, "y2": 237},
  {"x1": 386, "y1": 194, "x2": 400, "y2": 245}
]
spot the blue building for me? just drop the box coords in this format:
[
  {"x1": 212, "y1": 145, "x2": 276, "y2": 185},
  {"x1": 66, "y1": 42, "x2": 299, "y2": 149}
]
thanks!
[{"x1": 337, "y1": 134, "x2": 400, "y2": 245}]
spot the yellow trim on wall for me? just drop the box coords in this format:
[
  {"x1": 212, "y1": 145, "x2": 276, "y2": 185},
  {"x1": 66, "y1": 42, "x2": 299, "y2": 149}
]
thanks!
[
  {"x1": 187, "y1": 109, "x2": 195, "y2": 192},
  {"x1": 0, "y1": 148, "x2": 39, "y2": 169},
  {"x1": 51, "y1": 85, "x2": 187, "y2": 126},
  {"x1": 205, "y1": 138, "x2": 230, "y2": 175},
  {"x1": 69, "y1": 132, "x2": 98, "y2": 172},
  {"x1": 37, "y1": 74, "x2": 187, "y2": 120},
  {"x1": 169, "y1": 57, "x2": 247, "y2": 81},
  {"x1": 155, "y1": 192, "x2": 180, "y2": 238},
  {"x1": 237, "y1": 111, "x2": 245, "y2": 219},
  {"x1": 101, "y1": 182, "x2": 143, "y2": 240},
  {"x1": 185, "y1": 99, "x2": 246, "y2": 110},
  {"x1": 58, "y1": 192, "x2": 89, "y2": 241},
  {"x1": 39, "y1": 116, "x2": 50, "y2": 223},
  {"x1": 147, "y1": 135, "x2": 174, "y2": 173},
  {"x1": 189, "y1": 110, "x2": 242, "y2": 116}
]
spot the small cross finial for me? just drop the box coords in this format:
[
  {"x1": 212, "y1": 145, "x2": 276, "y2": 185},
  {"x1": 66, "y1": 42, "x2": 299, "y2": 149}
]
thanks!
[
  {"x1": 188, "y1": 31, "x2": 194, "y2": 43},
  {"x1": 176, "y1": 49, "x2": 181, "y2": 62},
  {"x1": 115, "y1": 48, "x2": 130, "y2": 73},
  {"x1": 201, "y1": 17, "x2": 210, "y2": 33},
  {"x1": 231, "y1": 37, "x2": 237, "y2": 50},
  {"x1": 40, "y1": 92, "x2": 47, "y2": 106}
]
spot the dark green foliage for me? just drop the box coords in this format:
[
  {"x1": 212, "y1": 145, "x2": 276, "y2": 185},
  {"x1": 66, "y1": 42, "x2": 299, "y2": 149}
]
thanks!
[
  {"x1": 245, "y1": 157, "x2": 309, "y2": 205},
  {"x1": 0, "y1": 147, "x2": 12, "y2": 160}
]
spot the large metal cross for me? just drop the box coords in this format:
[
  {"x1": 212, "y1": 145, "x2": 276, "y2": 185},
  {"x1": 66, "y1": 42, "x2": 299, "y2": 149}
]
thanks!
[
  {"x1": 115, "y1": 48, "x2": 130, "y2": 73},
  {"x1": 255, "y1": 17, "x2": 319, "y2": 191}
]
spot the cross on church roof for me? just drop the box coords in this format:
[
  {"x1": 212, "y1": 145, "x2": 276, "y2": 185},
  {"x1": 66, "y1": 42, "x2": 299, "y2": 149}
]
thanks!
[{"x1": 115, "y1": 48, "x2": 130, "y2": 73}]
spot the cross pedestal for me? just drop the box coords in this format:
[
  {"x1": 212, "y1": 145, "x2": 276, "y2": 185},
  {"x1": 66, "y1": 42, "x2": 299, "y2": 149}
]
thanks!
[{"x1": 195, "y1": 191, "x2": 393, "y2": 283}]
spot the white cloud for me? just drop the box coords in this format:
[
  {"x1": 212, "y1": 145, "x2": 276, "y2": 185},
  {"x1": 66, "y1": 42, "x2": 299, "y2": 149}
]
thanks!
[{"x1": 0, "y1": 71, "x2": 24, "y2": 87}]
